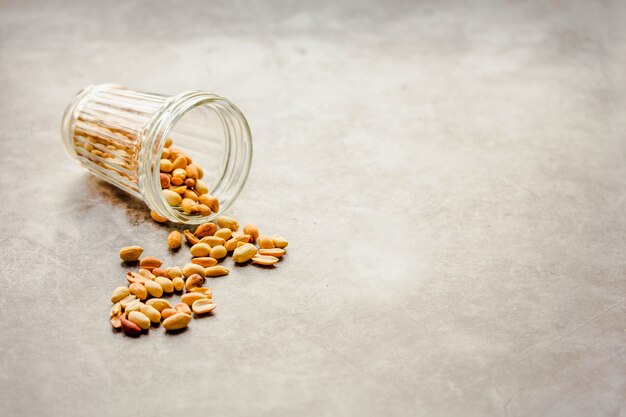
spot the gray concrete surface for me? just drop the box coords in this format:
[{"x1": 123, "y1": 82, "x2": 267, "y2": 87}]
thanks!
[{"x1": 1, "y1": 0, "x2": 625, "y2": 416}]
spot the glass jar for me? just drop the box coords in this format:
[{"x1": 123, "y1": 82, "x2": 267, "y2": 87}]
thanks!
[{"x1": 61, "y1": 84, "x2": 253, "y2": 224}]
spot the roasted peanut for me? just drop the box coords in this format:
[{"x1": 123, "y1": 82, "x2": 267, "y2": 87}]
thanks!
[
  {"x1": 119, "y1": 246, "x2": 144, "y2": 262},
  {"x1": 182, "y1": 263, "x2": 206, "y2": 278},
  {"x1": 191, "y1": 257, "x2": 218, "y2": 267},
  {"x1": 204, "y1": 266, "x2": 229, "y2": 277},
  {"x1": 192, "y1": 299, "x2": 217, "y2": 315},
  {"x1": 139, "y1": 257, "x2": 162, "y2": 271},
  {"x1": 272, "y1": 235, "x2": 289, "y2": 249},
  {"x1": 129, "y1": 282, "x2": 148, "y2": 300},
  {"x1": 185, "y1": 274, "x2": 205, "y2": 291},
  {"x1": 155, "y1": 276, "x2": 174, "y2": 293},
  {"x1": 128, "y1": 311, "x2": 151, "y2": 330},
  {"x1": 258, "y1": 248, "x2": 286, "y2": 258},
  {"x1": 167, "y1": 230, "x2": 182, "y2": 250},
  {"x1": 146, "y1": 298, "x2": 171, "y2": 312},
  {"x1": 194, "y1": 223, "x2": 217, "y2": 238},
  {"x1": 172, "y1": 276, "x2": 185, "y2": 292},
  {"x1": 214, "y1": 228, "x2": 232, "y2": 240},
  {"x1": 209, "y1": 245, "x2": 227, "y2": 260},
  {"x1": 257, "y1": 235, "x2": 274, "y2": 249},
  {"x1": 163, "y1": 313, "x2": 191, "y2": 331},
  {"x1": 145, "y1": 279, "x2": 163, "y2": 298},
  {"x1": 150, "y1": 210, "x2": 168, "y2": 223},
  {"x1": 251, "y1": 255, "x2": 279, "y2": 266},
  {"x1": 232, "y1": 243, "x2": 257, "y2": 263},
  {"x1": 184, "y1": 230, "x2": 200, "y2": 245},
  {"x1": 163, "y1": 189, "x2": 182, "y2": 206},
  {"x1": 217, "y1": 216, "x2": 239, "y2": 232},
  {"x1": 190, "y1": 243, "x2": 211, "y2": 257},
  {"x1": 243, "y1": 224, "x2": 259, "y2": 241},
  {"x1": 111, "y1": 286, "x2": 130, "y2": 303}
]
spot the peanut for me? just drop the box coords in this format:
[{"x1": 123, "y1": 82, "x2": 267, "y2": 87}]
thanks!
[
  {"x1": 160, "y1": 308, "x2": 177, "y2": 320},
  {"x1": 217, "y1": 216, "x2": 239, "y2": 232},
  {"x1": 160, "y1": 173, "x2": 170, "y2": 188},
  {"x1": 258, "y1": 248, "x2": 286, "y2": 258},
  {"x1": 163, "y1": 313, "x2": 191, "y2": 331},
  {"x1": 155, "y1": 276, "x2": 174, "y2": 293},
  {"x1": 160, "y1": 158, "x2": 173, "y2": 172},
  {"x1": 204, "y1": 266, "x2": 229, "y2": 277},
  {"x1": 191, "y1": 257, "x2": 218, "y2": 268},
  {"x1": 119, "y1": 246, "x2": 144, "y2": 262},
  {"x1": 146, "y1": 298, "x2": 171, "y2": 312},
  {"x1": 199, "y1": 236, "x2": 225, "y2": 247},
  {"x1": 140, "y1": 304, "x2": 161, "y2": 323},
  {"x1": 210, "y1": 245, "x2": 227, "y2": 260},
  {"x1": 127, "y1": 271, "x2": 148, "y2": 285},
  {"x1": 185, "y1": 274, "x2": 205, "y2": 291},
  {"x1": 194, "y1": 222, "x2": 217, "y2": 238},
  {"x1": 251, "y1": 255, "x2": 279, "y2": 266},
  {"x1": 198, "y1": 204, "x2": 211, "y2": 216},
  {"x1": 181, "y1": 292, "x2": 209, "y2": 306},
  {"x1": 182, "y1": 263, "x2": 206, "y2": 278},
  {"x1": 172, "y1": 156, "x2": 187, "y2": 170},
  {"x1": 145, "y1": 279, "x2": 163, "y2": 298},
  {"x1": 120, "y1": 316, "x2": 142, "y2": 336},
  {"x1": 150, "y1": 210, "x2": 168, "y2": 223},
  {"x1": 163, "y1": 189, "x2": 182, "y2": 206},
  {"x1": 167, "y1": 230, "x2": 182, "y2": 250},
  {"x1": 189, "y1": 287, "x2": 212, "y2": 297},
  {"x1": 168, "y1": 266, "x2": 182, "y2": 278},
  {"x1": 172, "y1": 277, "x2": 185, "y2": 292},
  {"x1": 119, "y1": 295, "x2": 138, "y2": 309},
  {"x1": 198, "y1": 194, "x2": 219, "y2": 213},
  {"x1": 190, "y1": 243, "x2": 211, "y2": 257},
  {"x1": 195, "y1": 180, "x2": 209, "y2": 195},
  {"x1": 129, "y1": 282, "x2": 147, "y2": 300},
  {"x1": 184, "y1": 230, "x2": 200, "y2": 245},
  {"x1": 214, "y1": 228, "x2": 232, "y2": 240},
  {"x1": 128, "y1": 311, "x2": 151, "y2": 330},
  {"x1": 181, "y1": 198, "x2": 199, "y2": 214},
  {"x1": 232, "y1": 243, "x2": 257, "y2": 263},
  {"x1": 192, "y1": 299, "x2": 217, "y2": 315},
  {"x1": 138, "y1": 269, "x2": 156, "y2": 280},
  {"x1": 243, "y1": 224, "x2": 259, "y2": 241},
  {"x1": 272, "y1": 235, "x2": 289, "y2": 249},
  {"x1": 139, "y1": 257, "x2": 162, "y2": 271},
  {"x1": 111, "y1": 286, "x2": 130, "y2": 303},
  {"x1": 175, "y1": 302, "x2": 192, "y2": 315},
  {"x1": 257, "y1": 235, "x2": 274, "y2": 249}
]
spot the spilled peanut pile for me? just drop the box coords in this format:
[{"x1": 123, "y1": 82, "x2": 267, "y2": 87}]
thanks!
[{"x1": 110, "y1": 215, "x2": 288, "y2": 336}]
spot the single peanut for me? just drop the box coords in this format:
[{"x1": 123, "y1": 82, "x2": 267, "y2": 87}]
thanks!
[
  {"x1": 172, "y1": 156, "x2": 188, "y2": 170},
  {"x1": 195, "y1": 180, "x2": 209, "y2": 195},
  {"x1": 258, "y1": 248, "x2": 286, "y2": 258},
  {"x1": 128, "y1": 311, "x2": 151, "y2": 330},
  {"x1": 272, "y1": 235, "x2": 289, "y2": 249},
  {"x1": 184, "y1": 230, "x2": 200, "y2": 245},
  {"x1": 210, "y1": 245, "x2": 227, "y2": 260},
  {"x1": 181, "y1": 292, "x2": 209, "y2": 306},
  {"x1": 185, "y1": 164, "x2": 199, "y2": 179},
  {"x1": 192, "y1": 299, "x2": 217, "y2": 315},
  {"x1": 182, "y1": 189, "x2": 198, "y2": 202},
  {"x1": 111, "y1": 315, "x2": 122, "y2": 330},
  {"x1": 194, "y1": 222, "x2": 217, "y2": 238},
  {"x1": 182, "y1": 263, "x2": 206, "y2": 278},
  {"x1": 172, "y1": 276, "x2": 185, "y2": 292},
  {"x1": 251, "y1": 255, "x2": 279, "y2": 266},
  {"x1": 138, "y1": 269, "x2": 156, "y2": 280},
  {"x1": 217, "y1": 215, "x2": 239, "y2": 232},
  {"x1": 145, "y1": 279, "x2": 163, "y2": 298},
  {"x1": 160, "y1": 173, "x2": 170, "y2": 188},
  {"x1": 155, "y1": 276, "x2": 174, "y2": 293},
  {"x1": 204, "y1": 266, "x2": 229, "y2": 277},
  {"x1": 163, "y1": 313, "x2": 192, "y2": 331},
  {"x1": 161, "y1": 308, "x2": 177, "y2": 320},
  {"x1": 146, "y1": 298, "x2": 171, "y2": 312},
  {"x1": 181, "y1": 198, "x2": 199, "y2": 214},
  {"x1": 139, "y1": 257, "x2": 163, "y2": 271},
  {"x1": 257, "y1": 235, "x2": 274, "y2": 249},
  {"x1": 160, "y1": 158, "x2": 173, "y2": 172},
  {"x1": 168, "y1": 266, "x2": 183, "y2": 278},
  {"x1": 243, "y1": 224, "x2": 259, "y2": 241},
  {"x1": 163, "y1": 189, "x2": 182, "y2": 206},
  {"x1": 232, "y1": 243, "x2": 257, "y2": 263},
  {"x1": 198, "y1": 194, "x2": 219, "y2": 213},
  {"x1": 214, "y1": 228, "x2": 232, "y2": 240},
  {"x1": 129, "y1": 282, "x2": 148, "y2": 300},
  {"x1": 185, "y1": 274, "x2": 205, "y2": 291},
  {"x1": 175, "y1": 302, "x2": 192, "y2": 315},
  {"x1": 190, "y1": 243, "x2": 211, "y2": 257},
  {"x1": 150, "y1": 210, "x2": 168, "y2": 223},
  {"x1": 126, "y1": 272, "x2": 145, "y2": 287},
  {"x1": 140, "y1": 304, "x2": 161, "y2": 323},
  {"x1": 111, "y1": 286, "x2": 130, "y2": 303},
  {"x1": 120, "y1": 316, "x2": 142, "y2": 336},
  {"x1": 119, "y1": 246, "x2": 144, "y2": 262},
  {"x1": 197, "y1": 204, "x2": 211, "y2": 216},
  {"x1": 110, "y1": 302, "x2": 122, "y2": 317},
  {"x1": 152, "y1": 268, "x2": 168, "y2": 277},
  {"x1": 168, "y1": 230, "x2": 182, "y2": 250},
  {"x1": 191, "y1": 257, "x2": 218, "y2": 268},
  {"x1": 189, "y1": 287, "x2": 212, "y2": 297}
]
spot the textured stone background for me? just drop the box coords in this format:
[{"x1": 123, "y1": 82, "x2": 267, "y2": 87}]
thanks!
[{"x1": 0, "y1": 0, "x2": 624, "y2": 416}]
